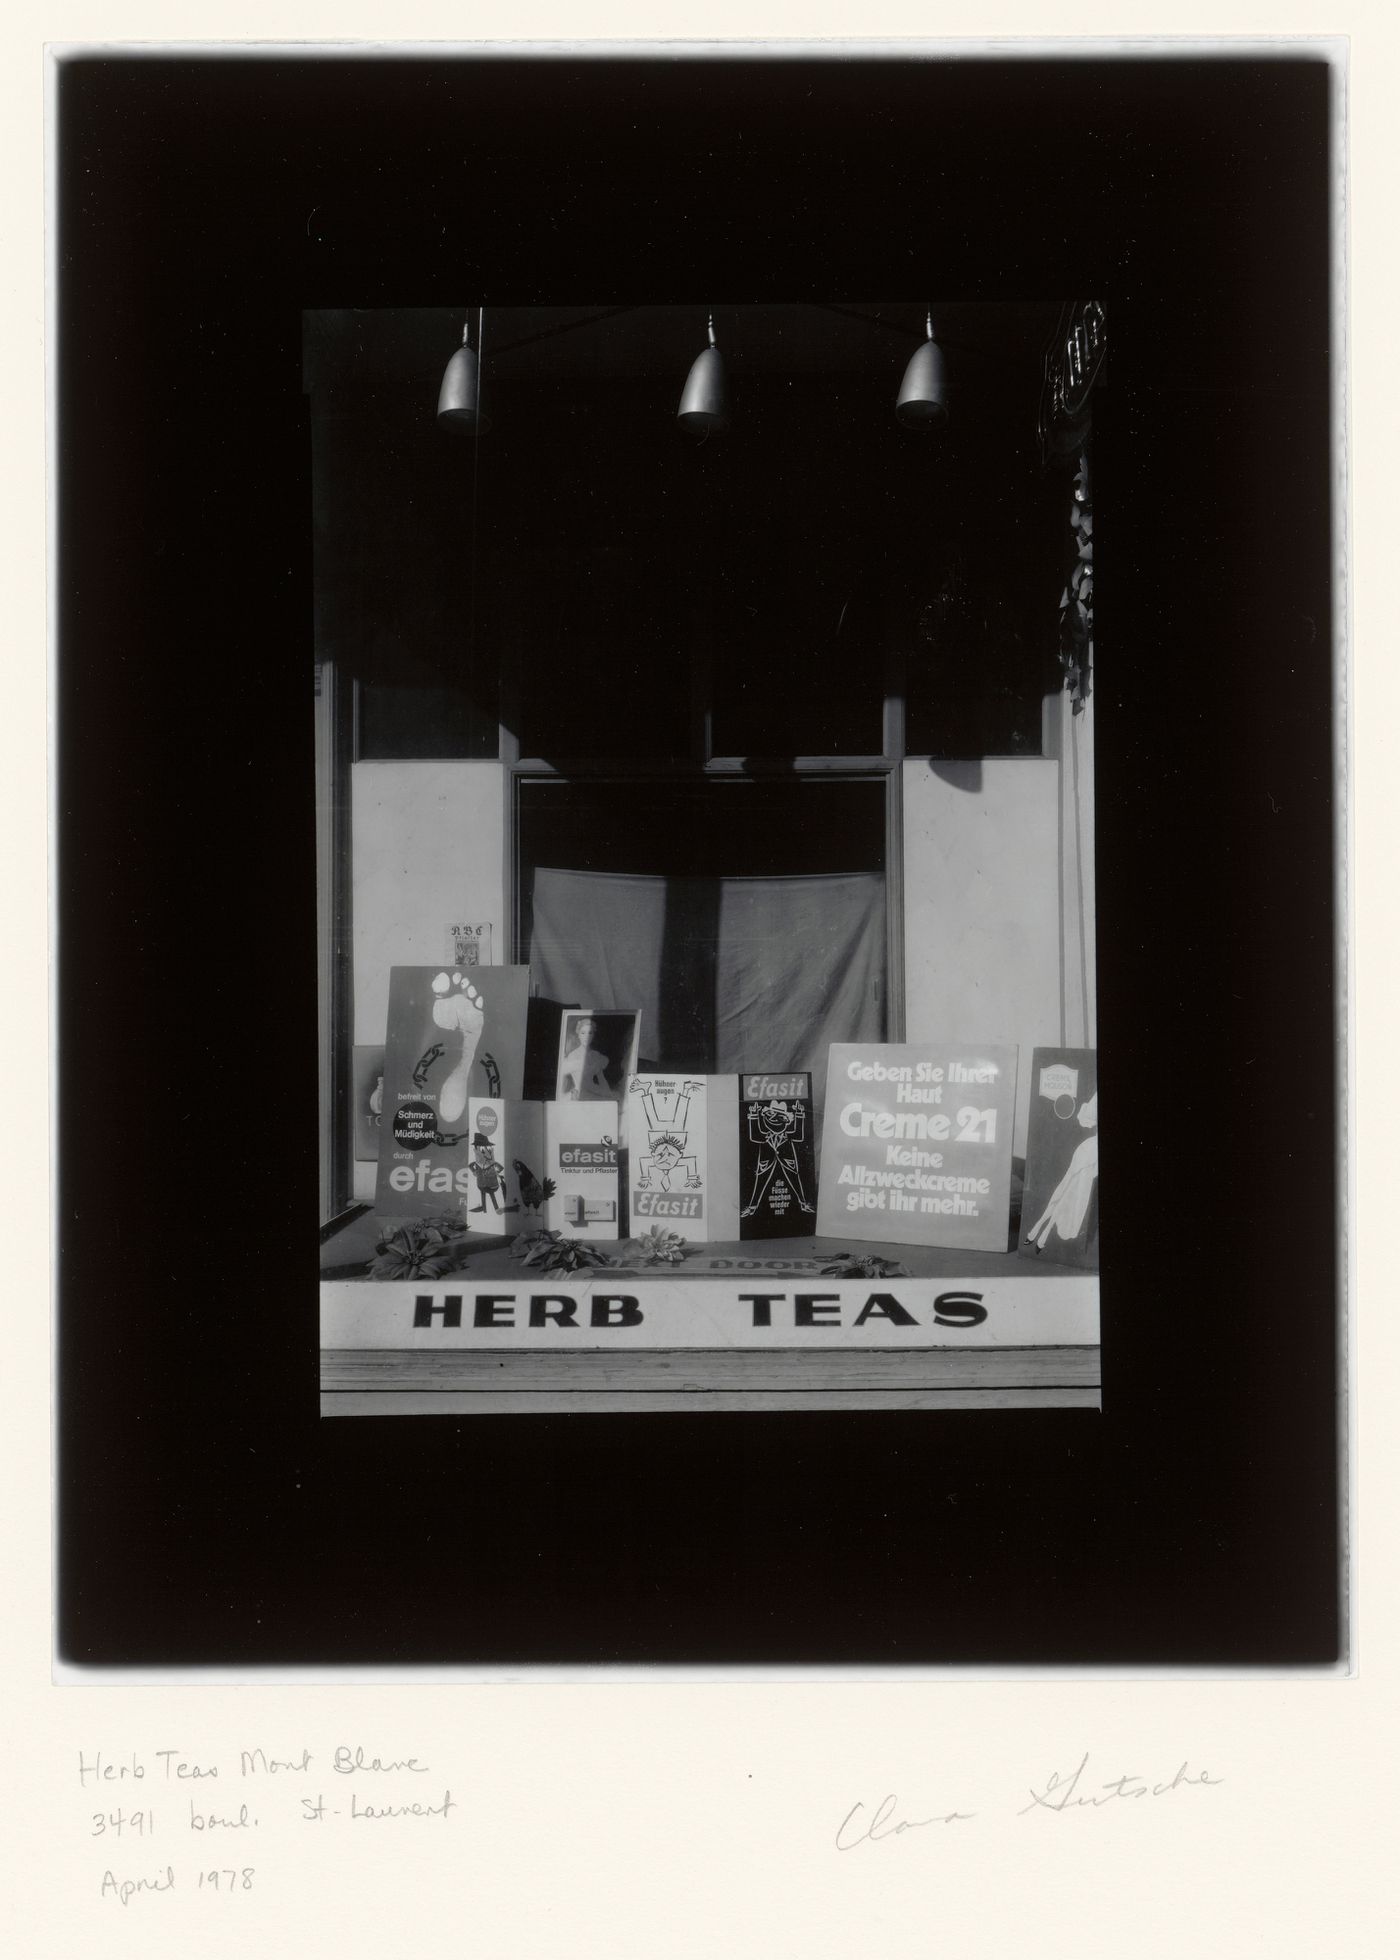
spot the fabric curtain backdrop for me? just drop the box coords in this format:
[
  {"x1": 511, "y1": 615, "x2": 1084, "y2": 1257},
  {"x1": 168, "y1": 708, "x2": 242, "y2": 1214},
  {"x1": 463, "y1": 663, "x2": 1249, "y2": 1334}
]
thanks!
[{"x1": 528, "y1": 867, "x2": 886, "y2": 1084}]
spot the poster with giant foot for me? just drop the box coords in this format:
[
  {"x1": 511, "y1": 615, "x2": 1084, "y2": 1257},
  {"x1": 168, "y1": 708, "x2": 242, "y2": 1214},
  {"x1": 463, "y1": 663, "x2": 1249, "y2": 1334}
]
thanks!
[{"x1": 374, "y1": 966, "x2": 530, "y2": 1218}]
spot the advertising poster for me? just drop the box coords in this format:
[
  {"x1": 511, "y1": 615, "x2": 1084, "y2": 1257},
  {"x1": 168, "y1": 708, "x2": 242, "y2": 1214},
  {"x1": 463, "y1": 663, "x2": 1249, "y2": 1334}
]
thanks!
[
  {"x1": 737, "y1": 1069, "x2": 817, "y2": 1239},
  {"x1": 816, "y1": 1042, "x2": 1018, "y2": 1253},
  {"x1": 626, "y1": 1073, "x2": 711, "y2": 1236},
  {"x1": 374, "y1": 965, "x2": 530, "y2": 1217},
  {"x1": 544, "y1": 1100, "x2": 621, "y2": 1241},
  {"x1": 1018, "y1": 1047, "x2": 1099, "y2": 1268},
  {"x1": 459, "y1": 1097, "x2": 530, "y2": 1236}
]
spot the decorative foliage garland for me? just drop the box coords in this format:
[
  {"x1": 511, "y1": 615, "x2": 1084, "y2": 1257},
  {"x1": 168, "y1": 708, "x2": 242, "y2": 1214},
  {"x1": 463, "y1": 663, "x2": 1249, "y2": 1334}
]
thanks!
[
  {"x1": 509, "y1": 1229, "x2": 617, "y2": 1276},
  {"x1": 1058, "y1": 448, "x2": 1093, "y2": 713},
  {"x1": 370, "y1": 1217, "x2": 701, "y2": 1281},
  {"x1": 819, "y1": 1252, "x2": 911, "y2": 1279},
  {"x1": 507, "y1": 1225, "x2": 695, "y2": 1272},
  {"x1": 623, "y1": 1226, "x2": 691, "y2": 1267},
  {"x1": 370, "y1": 1212, "x2": 474, "y2": 1280},
  {"x1": 368, "y1": 1223, "x2": 918, "y2": 1284}
]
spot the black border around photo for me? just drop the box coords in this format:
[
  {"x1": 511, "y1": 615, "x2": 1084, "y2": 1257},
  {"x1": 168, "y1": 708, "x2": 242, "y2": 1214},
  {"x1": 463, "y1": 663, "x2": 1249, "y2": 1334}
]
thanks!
[{"x1": 55, "y1": 48, "x2": 1340, "y2": 1669}]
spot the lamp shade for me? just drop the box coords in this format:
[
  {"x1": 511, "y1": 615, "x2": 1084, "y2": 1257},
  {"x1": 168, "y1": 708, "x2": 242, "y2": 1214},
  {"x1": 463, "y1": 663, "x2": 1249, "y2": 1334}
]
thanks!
[
  {"x1": 677, "y1": 326, "x2": 726, "y2": 434},
  {"x1": 896, "y1": 327, "x2": 949, "y2": 427},
  {"x1": 437, "y1": 339, "x2": 480, "y2": 428}
]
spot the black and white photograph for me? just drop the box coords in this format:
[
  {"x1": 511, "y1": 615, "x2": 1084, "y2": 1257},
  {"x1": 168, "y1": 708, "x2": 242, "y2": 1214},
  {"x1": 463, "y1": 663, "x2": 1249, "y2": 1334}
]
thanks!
[
  {"x1": 555, "y1": 1009, "x2": 640, "y2": 1101},
  {"x1": 313, "y1": 297, "x2": 1105, "y2": 1414},
  {"x1": 52, "y1": 41, "x2": 1344, "y2": 1678}
]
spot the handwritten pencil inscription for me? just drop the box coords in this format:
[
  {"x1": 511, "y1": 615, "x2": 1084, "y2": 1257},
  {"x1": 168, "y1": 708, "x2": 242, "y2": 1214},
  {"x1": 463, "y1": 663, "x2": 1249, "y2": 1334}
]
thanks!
[{"x1": 75, "y1": 1741, "x2": 455, "y2": 1904}]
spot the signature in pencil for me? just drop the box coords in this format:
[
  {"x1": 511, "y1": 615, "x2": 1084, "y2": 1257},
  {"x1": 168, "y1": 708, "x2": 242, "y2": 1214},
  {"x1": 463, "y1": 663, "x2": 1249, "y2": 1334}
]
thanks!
[
  {"x1": 1018, "y1": 1753, "x2": 1223, "y2": 1814},
  {"x1": 835, "y1": 1756, "x2": 1223, "y2": 1848},
  {"x1": 835, "y1": 1794, "x2": 975, "y2": 1850}
]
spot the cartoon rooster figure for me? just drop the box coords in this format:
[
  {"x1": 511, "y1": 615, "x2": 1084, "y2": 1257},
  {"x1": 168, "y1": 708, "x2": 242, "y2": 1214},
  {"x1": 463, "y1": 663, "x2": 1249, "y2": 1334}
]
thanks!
[{"x1": 513, "y1": 1159, "x2": 557, "y2": 1216}]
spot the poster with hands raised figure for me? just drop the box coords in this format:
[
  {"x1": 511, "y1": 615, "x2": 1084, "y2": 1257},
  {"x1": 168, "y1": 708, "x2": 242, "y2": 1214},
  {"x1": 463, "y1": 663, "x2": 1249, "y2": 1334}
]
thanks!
[{"x1": 1017, "y1": 1048, "x2": 1099, "y2": 1269}]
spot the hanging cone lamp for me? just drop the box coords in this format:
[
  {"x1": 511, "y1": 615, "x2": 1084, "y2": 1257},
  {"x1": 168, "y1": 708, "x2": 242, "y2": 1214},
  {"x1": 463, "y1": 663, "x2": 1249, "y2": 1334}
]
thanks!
[
  {"x1": 896, "y1": 310, "x2": 949, "y2": 427},
  {"x1": 677, "y1": 311, "x2": 727, "y2": 435},
  {"x1": 437, "y1": 317, "x2": 480, "y2": 429}
]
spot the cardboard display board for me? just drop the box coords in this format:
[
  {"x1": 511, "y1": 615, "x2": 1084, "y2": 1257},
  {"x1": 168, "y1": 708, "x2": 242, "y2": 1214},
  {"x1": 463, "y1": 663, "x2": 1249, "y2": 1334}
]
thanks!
[
  {"x1": 737, "y1": 1070, "x2": 818, "y2": 1238},
  {"x1": 457, "y1": 1097, "x2": 530, "y2": 1233},
  {"x1": 816, "y1": 1042, "x2": 1018, "y2": 1253},
  {"x1": 541, "y1": 1099, "x2": 622, "y2": 1241},
  {"x1": 625, "y1": 1073, "x2": 741, "y2": 1242},
  {"x1": 1017, "y1": 1047, "x2": 1099, "y2": 1268},
  {"x1": 374, "y1": 966, "x2": 531, "y2": 1217}
]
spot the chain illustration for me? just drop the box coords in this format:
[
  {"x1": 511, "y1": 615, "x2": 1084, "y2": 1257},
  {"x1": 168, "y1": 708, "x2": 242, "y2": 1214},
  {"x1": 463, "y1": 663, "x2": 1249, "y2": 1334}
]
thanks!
[
  {"x1": 412, "y1": 1041, "x2": 445, "y2": 1088},
  {"x1": 411, "y1": 1046, "x2": 501, "y2": 1101}
]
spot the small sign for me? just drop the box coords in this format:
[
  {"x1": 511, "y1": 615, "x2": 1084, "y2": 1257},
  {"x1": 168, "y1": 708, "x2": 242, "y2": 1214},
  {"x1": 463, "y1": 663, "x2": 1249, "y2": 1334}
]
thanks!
[
  {"x1": 322, "y1": 1272, "x2": 1100, "y2": 1352},
  {"x1": 446, "y1": 922, "x2": 492, "y2": 967}
]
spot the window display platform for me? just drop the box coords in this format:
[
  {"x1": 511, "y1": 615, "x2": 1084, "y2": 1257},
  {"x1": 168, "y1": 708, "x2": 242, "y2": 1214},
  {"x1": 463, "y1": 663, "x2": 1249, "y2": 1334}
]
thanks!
[
  {"x1": 319, "y1": 1209, "x2": 1101, "y2": 1416},
  {"x1": 319, "y1": 1204, "x2": 1089, "y2": 1283},
  {"x1": 321, "y1": 1207, "x2": 1082, "y2": 1285}
]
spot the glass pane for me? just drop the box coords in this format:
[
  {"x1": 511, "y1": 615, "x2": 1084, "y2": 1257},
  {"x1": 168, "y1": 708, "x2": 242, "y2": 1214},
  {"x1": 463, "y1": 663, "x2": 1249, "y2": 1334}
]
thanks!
[
  {"x1": 902, "y1": 396, "x2": 1061, "y2": 759},
  {"x1": 308, "y1": 304, "x2": 1066, "y2": 764},
  {"x1": 479, "y1": 371, "x2": 694, "y2": 760},
  {"x1": 305, "y1": 308, "x2": 499, "y2": 759}
]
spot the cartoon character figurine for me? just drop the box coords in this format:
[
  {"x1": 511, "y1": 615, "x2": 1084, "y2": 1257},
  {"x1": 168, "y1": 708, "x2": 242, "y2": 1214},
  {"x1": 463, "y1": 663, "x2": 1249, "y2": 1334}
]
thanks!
[
  {"x1": 741, "y1": 1099, "x2": 814, "y2": 1218},
  {"x1": 469, "y1": 1134, "x2": 518, "y2": 1215}
]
